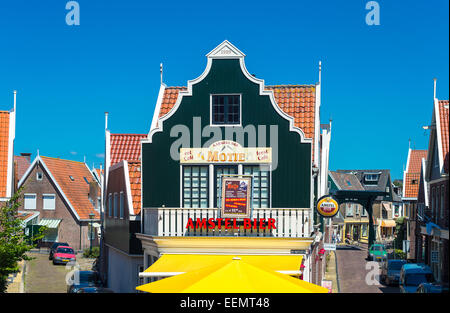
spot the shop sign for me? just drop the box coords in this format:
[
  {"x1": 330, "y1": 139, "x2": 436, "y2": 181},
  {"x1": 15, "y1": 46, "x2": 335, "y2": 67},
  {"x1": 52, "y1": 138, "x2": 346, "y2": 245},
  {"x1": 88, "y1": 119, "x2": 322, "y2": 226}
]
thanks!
[
  {"x1": 316, "y1": 195, "x2": 339, "y2": 218},
  {"x1": 221, "y1": 177, "x2": 251, "y2": 219},
  {"x1": 323, "y1": 243, "x2": 336, "y2": 251},
  {"x1": 180, "y1": 140, "x2": 271, "y2": 164}
]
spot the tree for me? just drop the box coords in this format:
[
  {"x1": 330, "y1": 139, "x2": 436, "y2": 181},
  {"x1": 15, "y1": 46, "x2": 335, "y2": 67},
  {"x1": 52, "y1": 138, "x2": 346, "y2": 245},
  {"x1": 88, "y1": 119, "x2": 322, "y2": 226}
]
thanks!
[{"x1": 0, "y1": 186, "x2": 45, "y2": 292}]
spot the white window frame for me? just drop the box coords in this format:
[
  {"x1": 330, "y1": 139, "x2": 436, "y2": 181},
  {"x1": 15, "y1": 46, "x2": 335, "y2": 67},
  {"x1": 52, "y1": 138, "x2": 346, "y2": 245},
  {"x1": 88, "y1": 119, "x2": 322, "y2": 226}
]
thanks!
[
  {"x1": 42, "y1": 194, "x2": 56, "y2": 210},
  {"x1": 24, "y1": 193, "x2": 37, "y2": 210},
  {"x1": 210, "y1": 94, "x2": 242, "y2": 127},
  {"x1": 36, "y1": 172, "x2": 43, "y2": 181},
  {"x1": 119, "y1": 191, "x2": 124, "y2": 219},
  {"x1": 364, "y1": 174, "x2": 379, "y2": 182}
]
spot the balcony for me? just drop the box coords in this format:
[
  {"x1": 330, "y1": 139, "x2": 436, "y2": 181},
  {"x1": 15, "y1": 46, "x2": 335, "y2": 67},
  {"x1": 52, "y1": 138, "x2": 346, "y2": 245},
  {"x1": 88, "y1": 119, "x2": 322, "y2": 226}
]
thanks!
[{"x1": 142, "y1": 207, "x2": 311, "y2": 238}]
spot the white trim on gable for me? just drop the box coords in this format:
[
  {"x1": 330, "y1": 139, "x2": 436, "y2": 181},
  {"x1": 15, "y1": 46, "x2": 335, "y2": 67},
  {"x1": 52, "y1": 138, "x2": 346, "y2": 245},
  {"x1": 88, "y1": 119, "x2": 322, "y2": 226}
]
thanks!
[
  {"x1": 434, "y1": 99, "x2": 445, "y2": 174},
  {"x1": 149, "y1": 83, "x2": 167, "y2": 135},
  {"x1": 6, "y1": 107, "x2": 15, "y2": 199},
  {"x1": 145, "y1": 40, "x2": 313, "y2": 146},
  {"x1": 402, "y1": 148, "x2": 411, "y2": 197},
  {"x1": 123, "y1": 160, "x2": 135, "y2": 217},
  {"x1": 421, "y1": 158, "x2": 429, "y2": 208}
]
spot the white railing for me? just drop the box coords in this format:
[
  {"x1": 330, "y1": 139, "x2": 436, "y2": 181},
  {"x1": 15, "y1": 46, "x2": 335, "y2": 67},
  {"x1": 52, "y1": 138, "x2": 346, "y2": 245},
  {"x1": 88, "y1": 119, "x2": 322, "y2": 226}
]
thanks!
[{"x1": 142, "y1": 207, "x2": 311, "y2": 238}]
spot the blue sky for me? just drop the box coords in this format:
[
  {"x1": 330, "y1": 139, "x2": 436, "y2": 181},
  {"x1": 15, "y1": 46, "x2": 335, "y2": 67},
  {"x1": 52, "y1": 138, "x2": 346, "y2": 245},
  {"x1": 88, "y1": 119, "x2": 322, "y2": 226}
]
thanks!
[{"x1": 0, "y1": 0, "x2": 448, "y2": 180}]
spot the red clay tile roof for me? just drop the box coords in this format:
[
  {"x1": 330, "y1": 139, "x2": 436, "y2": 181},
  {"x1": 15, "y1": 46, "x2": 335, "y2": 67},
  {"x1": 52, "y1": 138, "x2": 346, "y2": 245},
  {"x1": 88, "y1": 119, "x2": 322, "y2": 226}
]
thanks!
[
  {"x1": 438, "y1": 100, "x2": 449, "y2": 173},
  {"x1": 404, "y1": 150, "x2": 427, "y2": 199},
  {"x1": 128, "y1": 161, "x2": 142, "y2": 215},
  {"x1": 110, "y1": 134, "x2": 147, "y2": 166},
  {"x1": 14, "y1": 155, "x2": 31, "y2": 183},
  {"x1": 41, "y1": 156, "x2": 100, "y2": 220},
  {"x1": 0, "y1": 111, "x2": 11, "y2": 198},
  {"x1": 158, "y1": 85, "x2": 317, "y2": 160}
]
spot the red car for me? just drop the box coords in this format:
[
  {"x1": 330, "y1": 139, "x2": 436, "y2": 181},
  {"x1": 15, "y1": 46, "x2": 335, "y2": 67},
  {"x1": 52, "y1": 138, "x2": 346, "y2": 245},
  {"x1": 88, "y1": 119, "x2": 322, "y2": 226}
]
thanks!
[{"x1": 52, "y1": 246, "x2": 76, "y2": 265}]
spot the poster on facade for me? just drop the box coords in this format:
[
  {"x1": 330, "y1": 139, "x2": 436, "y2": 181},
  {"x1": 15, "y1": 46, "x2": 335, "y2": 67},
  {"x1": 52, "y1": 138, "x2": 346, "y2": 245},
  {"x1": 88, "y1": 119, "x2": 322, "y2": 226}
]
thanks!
[
  {"x1": 221, "y1": 177, "x2": 251, "y2": 219},
  {"x1": 316, "y1": 195, "x2": 339, "y2": 218}
]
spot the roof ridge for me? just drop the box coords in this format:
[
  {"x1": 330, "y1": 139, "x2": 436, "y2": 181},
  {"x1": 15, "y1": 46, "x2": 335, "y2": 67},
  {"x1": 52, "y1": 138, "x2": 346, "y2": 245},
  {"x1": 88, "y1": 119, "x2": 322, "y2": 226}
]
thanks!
[{"x1": 40, "y1": 156, "x2": 85, "y2": 164}]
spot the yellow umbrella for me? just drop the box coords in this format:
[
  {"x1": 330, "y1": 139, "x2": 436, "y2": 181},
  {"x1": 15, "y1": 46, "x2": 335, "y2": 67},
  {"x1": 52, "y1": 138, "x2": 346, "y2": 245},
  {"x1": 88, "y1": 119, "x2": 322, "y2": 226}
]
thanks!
[{"x1": 136, "y1": 257, "x2": 328, "y2": 293}]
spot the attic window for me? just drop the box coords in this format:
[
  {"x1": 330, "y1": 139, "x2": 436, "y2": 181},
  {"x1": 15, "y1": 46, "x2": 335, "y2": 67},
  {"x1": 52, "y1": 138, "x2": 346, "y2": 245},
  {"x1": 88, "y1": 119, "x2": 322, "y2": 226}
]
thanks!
[
  {"x1": 69, "y1": 176, "x2": 75, "y2": 181},
  {"x1": 36, "y1": 172, "x2": 43, "y2": 181},
  {"x1": 346, "y1": 180, "x2": 352, "y2": 187},
  {"x1": 365, "y1": 174, "x2": 379, "y2": 182},
  {"x1": 412, "y1": 179, "x2": 418, "y2": 185},
  {"x1": 211, "y1": 94, "x2": 241, "y2": 126}
]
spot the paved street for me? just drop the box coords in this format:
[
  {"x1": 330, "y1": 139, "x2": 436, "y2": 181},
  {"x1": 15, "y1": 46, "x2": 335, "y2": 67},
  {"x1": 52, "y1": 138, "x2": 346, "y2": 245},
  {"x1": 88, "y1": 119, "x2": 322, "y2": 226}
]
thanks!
[
  {"x1": 336, "y1": 244, "x2": 399, "y2": 293},
  {"x1": 24, "y1": 251, "x2": 95, "y2": 293}
]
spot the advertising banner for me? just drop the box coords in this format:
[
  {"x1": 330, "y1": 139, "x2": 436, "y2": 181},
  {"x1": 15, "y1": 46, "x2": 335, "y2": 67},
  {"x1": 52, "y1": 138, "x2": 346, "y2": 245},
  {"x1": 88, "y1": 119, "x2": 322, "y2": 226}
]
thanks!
[
  {"x1": 316, "y1": 195, "x2": 339, "y2": 218},
  {"x1": 221, "y1": 177, "x2": 252, "y2": 219}
]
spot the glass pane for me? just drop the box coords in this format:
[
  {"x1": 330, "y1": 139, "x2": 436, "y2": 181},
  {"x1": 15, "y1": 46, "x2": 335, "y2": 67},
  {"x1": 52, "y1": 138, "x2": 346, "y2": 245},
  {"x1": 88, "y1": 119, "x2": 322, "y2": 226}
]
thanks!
[
  {"x1": 192, "y1": 167, "x2": 199, "y2": 176},
  {"x1": 192, "y1": 178, "x2": 199, "y2": 187},
  {"x1": 184, "y1": 167, "x2": 190, "y2": 176},
  {"x1": 200, "y1": 167, "x2": 207, "y2": 176},
  {"x1": 261, "y1": 198, "x2": 269, "y2": 208},
  {"x1": 192, "y1": 188, "x2": 199, "y2": 198},
  {"x1": 261, "y1": 188, "x2": 268, "y2": 198},
  {"x1": 200, "y1": 199, "x2": 208, "y2": 208},
  {"x1": 260, "y1": 169, "x2": 269, "y2": 176},
  {"x1": 200, "y1": 188, "x2": 207, "y2": 198},
  {"x1": 184, "y1": 178, "x2": 191, "y2": 187},
  {"x1": 192, "y1": 199, "x2": 199, "y2": 208},
  {"x1": 254, "y1": 177, "x2": 260, "y2": 187},
  {"x1": 184, "y1": 199, "x2": 191, "y2": 208},
  {"x1": 261, "y1": 177, "x2": 268, "y2": 187},
  {"x1": 252, "y1": 199, "x2": 260, "y2": 208},
  {"x1": 184, "y1": 189, "x2": 191, "y2": 198},
  {"x1": 200, "y1": 178, "x2": 207, "y2": 187}
]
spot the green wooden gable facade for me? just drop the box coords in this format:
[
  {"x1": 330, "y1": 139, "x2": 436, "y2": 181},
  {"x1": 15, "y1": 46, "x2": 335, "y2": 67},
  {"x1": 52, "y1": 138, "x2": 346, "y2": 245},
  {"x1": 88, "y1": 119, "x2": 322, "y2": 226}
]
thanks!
[{"x1": 142, "y1": 41, "x2": 313, "y2": 210}]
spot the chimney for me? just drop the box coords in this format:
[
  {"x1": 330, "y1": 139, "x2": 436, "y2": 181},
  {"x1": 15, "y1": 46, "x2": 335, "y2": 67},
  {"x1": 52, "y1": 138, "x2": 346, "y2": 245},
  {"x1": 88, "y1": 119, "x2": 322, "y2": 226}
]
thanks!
[
  {"x1": 20, "y1": 152, "x2": 31, "y2": 162},
  {"x1": 433, "y1": 78, "x2": 437, "y2": 99}
]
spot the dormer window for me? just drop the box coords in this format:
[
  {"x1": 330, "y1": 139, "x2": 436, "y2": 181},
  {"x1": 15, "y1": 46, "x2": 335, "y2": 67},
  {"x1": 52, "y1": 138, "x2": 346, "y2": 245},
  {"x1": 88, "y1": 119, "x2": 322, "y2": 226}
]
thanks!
[
  {"x1": 211, "y1": 94, "x2": 241, "y2": 126},
  {"x1": 364, "y1": 174, "x2": 379, "y2": 182}
]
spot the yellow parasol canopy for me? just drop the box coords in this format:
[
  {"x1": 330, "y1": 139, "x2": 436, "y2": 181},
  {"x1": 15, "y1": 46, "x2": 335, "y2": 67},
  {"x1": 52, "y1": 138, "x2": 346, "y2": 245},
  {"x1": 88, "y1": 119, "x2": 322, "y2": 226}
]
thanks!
[{"x1": 136, "y1": 257, "x2": 328, "y2": 293}]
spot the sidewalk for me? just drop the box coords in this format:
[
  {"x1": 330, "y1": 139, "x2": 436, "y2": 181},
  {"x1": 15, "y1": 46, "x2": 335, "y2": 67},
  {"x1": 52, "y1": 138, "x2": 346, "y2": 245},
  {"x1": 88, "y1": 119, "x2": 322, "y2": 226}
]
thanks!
[
  {"x1": 324, "y1": 251, "x2": 339, "y2": 293},
  {"x1": 6, "y1": 260, "x2": 25, "y2": 293}
]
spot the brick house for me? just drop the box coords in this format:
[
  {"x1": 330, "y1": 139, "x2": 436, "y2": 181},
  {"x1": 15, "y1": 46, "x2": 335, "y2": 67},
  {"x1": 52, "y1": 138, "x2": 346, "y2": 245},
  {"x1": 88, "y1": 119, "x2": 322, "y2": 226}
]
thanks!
[
  {"x1": 17, "y1": 155, "x2": 101, "y2": 251},
  {"x1": 401, "y1": 149, "x2": 428, "y2": 259},
  {"x1": 418, "y1": 81, "x2": 449, "y2": 284},
  {"x1": 101, "y1": 130, "x2": 146, "y2": 293}
]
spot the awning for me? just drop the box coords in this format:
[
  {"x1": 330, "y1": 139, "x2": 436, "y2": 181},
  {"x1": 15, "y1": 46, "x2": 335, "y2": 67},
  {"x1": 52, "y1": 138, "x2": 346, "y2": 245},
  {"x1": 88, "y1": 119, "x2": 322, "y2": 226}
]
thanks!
[
  {"x1": 37, "y1": 218, "x2": 62, "y2": 229},
  {"x1": 140, "y1": 254, "x2": 303, "y2": 277},
  {"x1": 136, "y1": 257, "x2": 326, "y2": 293},
  {"x1": 381, "y1": 220, "x2": 396, "y2": 227}
]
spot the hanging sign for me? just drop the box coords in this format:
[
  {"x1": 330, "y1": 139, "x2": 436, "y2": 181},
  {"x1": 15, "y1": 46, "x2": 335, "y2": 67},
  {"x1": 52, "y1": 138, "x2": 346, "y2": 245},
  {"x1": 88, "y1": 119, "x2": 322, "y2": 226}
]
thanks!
[
  {"x1": 316, "y1": 195, "x2": 339, "y2": 218},
  {"x1": 180, "y1": 140, "x2": 271, "y2": 164},
  {"x1": 221, "y1": 177, "x2": 252, "y2": 219}
]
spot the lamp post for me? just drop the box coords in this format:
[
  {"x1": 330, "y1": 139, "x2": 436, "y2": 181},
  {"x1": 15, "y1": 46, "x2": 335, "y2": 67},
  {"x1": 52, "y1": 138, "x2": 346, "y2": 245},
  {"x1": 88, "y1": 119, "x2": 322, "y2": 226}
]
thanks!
[{"x1": 89, "y1": 212, "x2": 95, "y2": 256}]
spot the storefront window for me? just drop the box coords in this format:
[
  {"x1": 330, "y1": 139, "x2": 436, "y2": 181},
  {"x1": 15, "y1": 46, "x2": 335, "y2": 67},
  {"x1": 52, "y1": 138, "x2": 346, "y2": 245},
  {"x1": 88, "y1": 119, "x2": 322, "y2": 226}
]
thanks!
[
  {"x1": 183, "y1": 166, "x2": 209, "y2": 208},
  {"x1": 243, "y1": 165, "x2": 270, "y2": 208},
  {"x1": 362, "y1": 224, "x2": 367, "y2": 237},
  {"x1": 215, "y1": 166, "x2": 238, "y2": 207}
]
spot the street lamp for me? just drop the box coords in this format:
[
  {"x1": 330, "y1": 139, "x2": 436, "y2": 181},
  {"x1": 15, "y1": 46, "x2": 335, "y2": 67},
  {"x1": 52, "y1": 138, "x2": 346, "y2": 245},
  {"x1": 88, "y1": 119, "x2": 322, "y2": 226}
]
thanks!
[{"x1": 89, "y1": 212, "x2": 95, "y2": 256}]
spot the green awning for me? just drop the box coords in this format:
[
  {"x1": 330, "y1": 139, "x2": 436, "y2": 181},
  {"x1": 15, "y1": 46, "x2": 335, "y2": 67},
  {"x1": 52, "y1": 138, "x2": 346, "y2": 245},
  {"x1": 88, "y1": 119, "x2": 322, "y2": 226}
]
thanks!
[{"x1": 38, "y1": 218, "x2": 62, "y2": 228}]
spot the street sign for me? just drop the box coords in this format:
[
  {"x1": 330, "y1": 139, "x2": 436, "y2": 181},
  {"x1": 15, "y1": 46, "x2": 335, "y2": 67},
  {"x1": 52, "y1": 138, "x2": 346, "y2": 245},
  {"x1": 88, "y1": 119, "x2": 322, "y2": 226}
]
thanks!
[{"x1": 323, "y1": 243, "x2": 336, "y2": 251}]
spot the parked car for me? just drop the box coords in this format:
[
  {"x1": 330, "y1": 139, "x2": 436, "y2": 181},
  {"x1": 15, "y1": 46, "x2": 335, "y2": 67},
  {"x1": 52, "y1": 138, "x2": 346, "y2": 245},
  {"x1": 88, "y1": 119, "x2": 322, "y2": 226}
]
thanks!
[
  {"x1": 399, "y1": 263, "x2": 435, "y2": 293},
  {"x1": 52, "y1": 246, "x2": 76, "y2": 265},
  {"x1": 416, "y1": 282, "x2": 449, "y2": 293},
  {"x1": 49, "y1": 242, "x2": 69, "y2": 260},
  {"x1": 368, "y1": 244, "x2": 387, "y2": 261},
  {"x1": 67, "y1": 270, "x2": 102, "y2": 293},
  {"x1": 76, "y1": 287, "x2": 114, "y2": 293},
  {"x1": 380, "y1": 259, "x2": 407, "y2": 285}
]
